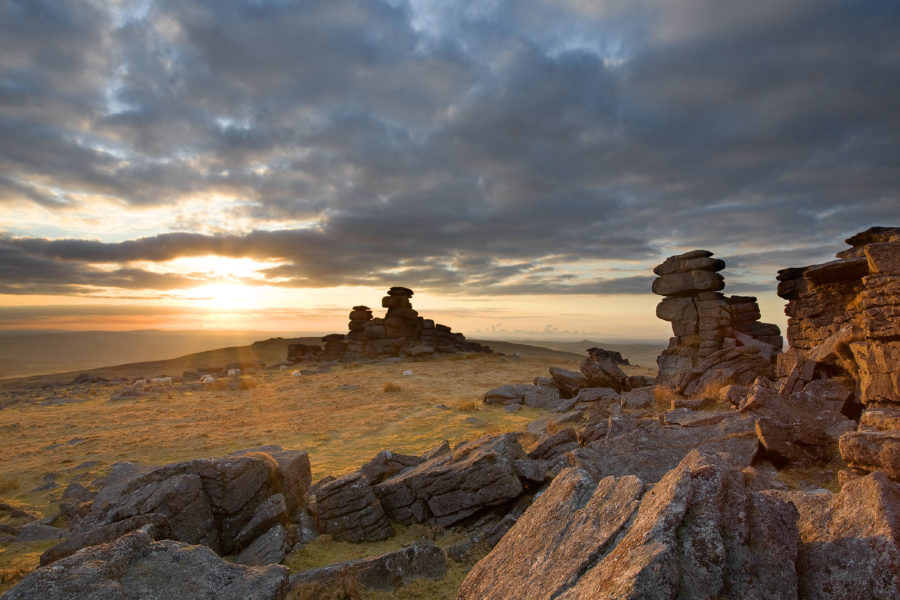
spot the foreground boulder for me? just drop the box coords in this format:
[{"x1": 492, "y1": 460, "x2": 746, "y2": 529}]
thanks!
[
  {"x1": 458, "y1": 450, "x2": 799, "y2": 600},
  {"x1": 312, "y1": 472, "x2": 394, "y2": 542},
  {"x1": 5, "y1": 526, "x2": 290, "y2": 600},
  {"x1": 68, "y1": 447, "x2": 310, "y2": 557}
]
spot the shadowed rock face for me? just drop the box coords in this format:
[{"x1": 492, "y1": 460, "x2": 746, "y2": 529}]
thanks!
[
  {"x1": 459, "y1": 450, "x2": 800, "y2": 600},
  {"x1": 5, "y1": 526, "x2": 290, "y2": 600}
]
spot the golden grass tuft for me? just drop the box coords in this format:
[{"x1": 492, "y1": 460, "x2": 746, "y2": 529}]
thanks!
[
  {"x1": 455, "y1": 400, "x2": 477, "y2": 412},
  {"x1": 653, "y1": 385, "x2": 679, "y2": 408},
  {"x1": 383, "y1": 382, "x2": 402, "y2": 393},
  {"x1": 288, "y1": 568, "x2": 363, "y2": 600}
]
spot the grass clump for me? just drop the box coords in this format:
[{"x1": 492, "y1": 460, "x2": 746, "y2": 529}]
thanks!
[
  {"x1": 383, "y1": 382, "x2": 402, "y2": 393},
  {"x1": 455, "y1": 400, "x2": 477, "y2": 412},
  {"x1": 0, "y1": 477, "x2": 19, "y2": 495}
]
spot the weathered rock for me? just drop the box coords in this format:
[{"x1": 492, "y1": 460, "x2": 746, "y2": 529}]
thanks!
[
  {"x1": 235, "y1": 524, "x2": 289, "y2": 566},
  {"x1": 660, "y1": 408, "x2": 733, "y2": 428},
  {"x1": 233, "y1": 493, "x2": 288, "y2": 550},
  {"x1": 313, "y1": 472, "x2": 393, "y2": 542},
  {"x1": 839, "y1": 430, "x2": 900, "y2": 479},
  {"x1": 459, "y1": 450, "x2": 800, "y2": 600},
  {"x1": 4, "y1": 526, "x2": 290, "y2": 600},
  {"x1": 745, "y1": 378, "x2": 856, "y2": 467},
  {"x1": 75, "y1": 448, "x2": 310, "y2": 555},
  {"x1": 15, "y1": 522, "x2": 67, "y2": 543},
  {"x1": 579, "y1": 356, "x2": 628, "y2": 392},
  {"x1": 374, "y1": 434, "x2": 525, "y2": 526},
  {"x1": 40, "y1": 513, "x2": 168, "y2": 566},
  {"x1": 652, "y1": 269, "x2": 725, "y2": 296},
  {"x1": 482, "y1": 382, "x2": 560, "y2": 408},
  {"x1": 675, "y1": 346, "x2": 776, "y2": 398},
  {"x1": 527, "y1": 428, "x2": 579, "y2": 465},
  {"x1": 290, "y1": 543, "x2": 446, "y2": 592},
  {"x1": 766, "y1": 471, "x2": 900, "y2": 599},
  {"x1": 574, "y1": 386, "x2": 619, "y2": 404},
  {"x1": 549, "y1": 367, "x2": 588, "y2": 397},
  {"x1": 358, "y1": 450, "x2": 424, "y2": 486},
  {"x1": 580, "y1": 414, "x2": 758, "y2": 483}
]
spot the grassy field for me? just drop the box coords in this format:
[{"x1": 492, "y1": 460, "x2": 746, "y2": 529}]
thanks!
[{"x1": 0, "y1": 341, "x2": 655, "y2": 595}]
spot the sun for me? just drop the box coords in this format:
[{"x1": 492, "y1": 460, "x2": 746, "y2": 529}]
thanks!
[{"x1": 184, "y1": 283, "x2": 261, "y2": 309}]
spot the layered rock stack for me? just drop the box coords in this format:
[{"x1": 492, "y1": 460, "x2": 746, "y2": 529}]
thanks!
[
  {"x1": 345, "y1": 306, "x2": 373, "y2": 359},
  {"x1": 776, "y1": 226, "x2": 900, "y2": 480},
  {"x1": 653, "y1": 250, "x2": 782, "y2": 383}
]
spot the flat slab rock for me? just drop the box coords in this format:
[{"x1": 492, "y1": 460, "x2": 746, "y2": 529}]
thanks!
[
  {"x1": 3, "y1": 526, "x2": 290, "y2": 600},
  {"x1": 459, "y1": 450, "x2": 799, "y2": 600},
  {"x1": 577, "y1": 413, "x2": 758, "y2": 483},
  {"x1": 289, "y1": 543, "x2": 446, "y2": 592}
]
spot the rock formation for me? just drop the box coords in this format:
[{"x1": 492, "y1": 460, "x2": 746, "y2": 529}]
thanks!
[
  {"x1": 288, "y1": 286, "x2": 490, "y2": 363},
  {"x1": 776, "y1": 226, "x2": 900, "y2": 480},
  {"x1": 653, "y1": 250, "x2": 783, "y2": 383}
]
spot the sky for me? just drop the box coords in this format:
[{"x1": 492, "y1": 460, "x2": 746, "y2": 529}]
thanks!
[{"x1": 1, "y1": 0, "x2": 898, "y2": 340}]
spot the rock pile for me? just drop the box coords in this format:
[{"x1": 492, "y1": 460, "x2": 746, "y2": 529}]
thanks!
[
  {"x1": 776, "y1": 226, "x2": 900, "y2": 480},
  {"x1": 653, "y1": 249, "x2": 783, "y2": 384}
]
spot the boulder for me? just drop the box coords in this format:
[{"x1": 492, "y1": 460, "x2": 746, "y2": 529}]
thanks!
[
  {"x1": 579, "y1": 356, "x2": 628, "y2": 392},
  {"x1": 459, "y1": 450, "x2": 799, "y2": 600},
  {"x1": 374, "y1": 434, "x2": 525, "y2": 526},
  {"x1": 549, "y1": 367, "x2": 588, "y2": 397},
  {"x1": 651, "y1": 269, "x2": 725, "y2": 296},
  {"x1": 4, "y1": 526, "x2": 290, "y2": 600},
  {"x1": 40, "y1": 513, "x2": 168, "y2": 566},
  {"x1": 75, "y1": 448, "x2": 310, "y2": 555},
  {"x1": 359, "y1": 450, "x2": 424, "y2": 486}
]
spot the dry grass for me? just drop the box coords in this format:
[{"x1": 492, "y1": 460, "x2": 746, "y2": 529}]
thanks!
[
  {"x1": 0, "y1": 477, "x2": 18, "y2": 495},
  {"x1": 455, "y1": 400, "x2": 477, "y2": 412},
  {"x1": 383, "y1": 382, "x2": 402, "y2": 393},
  {"x1": 0, "y1": 352, "x2": 568, "y2": 520},
  {"x1": 653, "y1": 385, "x2": 679, "y2": 408}
]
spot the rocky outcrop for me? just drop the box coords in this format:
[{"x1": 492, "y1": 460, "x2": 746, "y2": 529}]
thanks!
[
  {"x1": 654, "y1": 249, "x2": 782, "y2": 383},
  {"x1": 67, "y1": 447, "x2": 310, "y2": 556},
  {"x1": 374, "y1": 433, "x2": 525, "y2": 526},
  {"x1": 6, "y1": 526, "x2": 290, "y2": 600},
  {"x1": 777, "y1": 227, "x2": 900, "y2": 480},
  {"x1": 293, "y1": 287, "x2": 490, "y2": 363},
  {"x1": 458, "y1": 450, "x2": 800, "y2": 600}
]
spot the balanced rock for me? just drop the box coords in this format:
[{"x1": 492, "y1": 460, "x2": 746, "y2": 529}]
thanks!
[{"x1": 653, "y1": 250, "x2": 782, "y2": 384}]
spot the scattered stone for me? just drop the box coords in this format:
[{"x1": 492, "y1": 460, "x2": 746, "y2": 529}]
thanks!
[
  {"x1": 235, "y1": 524, "x2": 290, "y2": 566},
  {"x1": 15, "y1": 522, "x2": 67, "y2": 543}
]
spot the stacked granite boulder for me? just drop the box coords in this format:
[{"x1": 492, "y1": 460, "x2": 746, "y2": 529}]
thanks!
[
  {"x1": 653, "y1": 250, "x2": 782, "y2": 384},
  {"x1": 776, "y1": 226, "x2": 900, "y2": 481},
  {"x1": 320, "y1": 334, "x2": 347, "y2": 361},
  {"x1": 345, "y1": 306, "x2": 373, "y2": 360}
]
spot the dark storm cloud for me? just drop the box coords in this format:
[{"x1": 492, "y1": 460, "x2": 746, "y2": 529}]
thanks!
[{"x1": 1, "y1": 0, "x2": 899, "y2": 296}]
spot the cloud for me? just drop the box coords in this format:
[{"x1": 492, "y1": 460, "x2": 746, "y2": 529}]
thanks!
[{"x1": 1, "y1": 0, "x2": 899, "y2": 299}]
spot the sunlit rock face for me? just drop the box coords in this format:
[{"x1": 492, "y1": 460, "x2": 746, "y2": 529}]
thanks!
[
  {"x1": 653, "y1": 250, "x2": 782, "y2": 384},
  {"x1": 776, "y1": 226, "x2": 900, "y2": 481}
]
